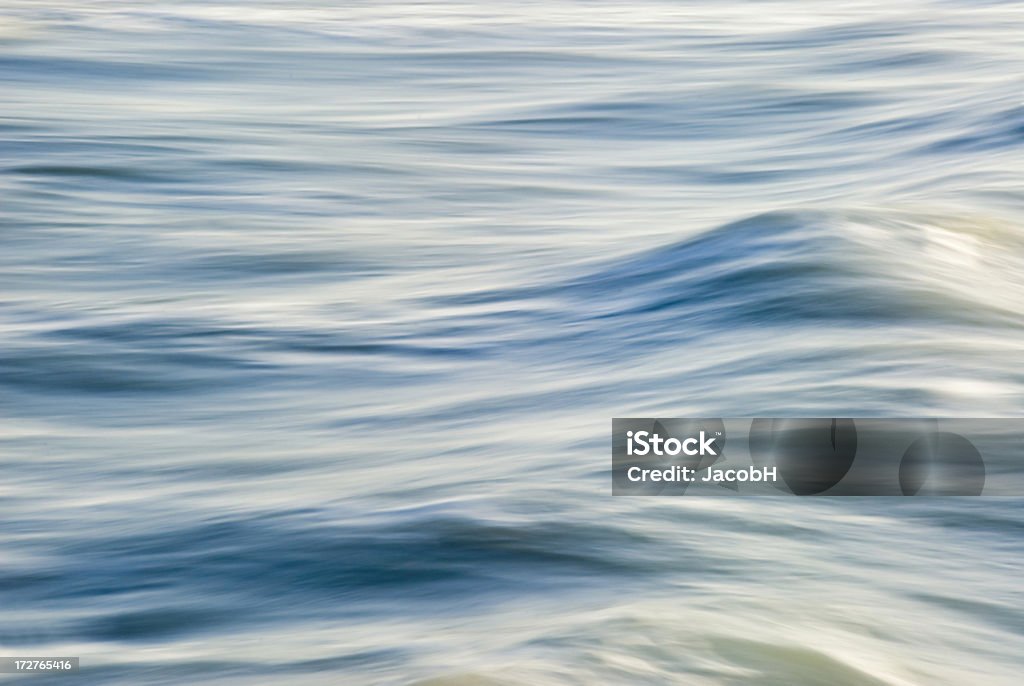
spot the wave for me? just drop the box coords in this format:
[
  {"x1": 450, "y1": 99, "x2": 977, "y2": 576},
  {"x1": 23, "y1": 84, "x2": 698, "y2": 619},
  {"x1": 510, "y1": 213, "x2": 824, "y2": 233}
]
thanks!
[
  {"x1": 434, "y1": 208, "x2": 1024, "y2": 354},
  {"x1": 563, "y1": 209, "x2": 1024, "y2": 327},
  {"x1": 0, "y1": 511, "x2": 675, "y2": 645}
]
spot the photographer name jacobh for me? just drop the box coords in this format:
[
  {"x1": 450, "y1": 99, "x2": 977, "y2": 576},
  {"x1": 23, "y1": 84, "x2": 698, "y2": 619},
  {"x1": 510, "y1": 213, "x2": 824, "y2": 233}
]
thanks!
[
  {"x1": 624, "y1": 464, "x2": 777, "y2": 483},
  {"x1": 624, "y1": 429, "x2": 777, "y2": 483}
]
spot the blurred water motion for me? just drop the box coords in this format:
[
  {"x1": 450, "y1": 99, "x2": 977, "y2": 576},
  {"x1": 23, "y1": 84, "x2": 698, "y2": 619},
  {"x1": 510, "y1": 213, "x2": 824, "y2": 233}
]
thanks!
[{"x1": 1, "y1": 1, "x2": 1023, "y2": 684}]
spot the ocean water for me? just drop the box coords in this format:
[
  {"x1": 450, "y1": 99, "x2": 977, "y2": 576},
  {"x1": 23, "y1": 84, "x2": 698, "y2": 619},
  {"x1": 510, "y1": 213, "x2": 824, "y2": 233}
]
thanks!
[{"x1": 1, "y1": 1, "x2": 1024, "y2": 684}]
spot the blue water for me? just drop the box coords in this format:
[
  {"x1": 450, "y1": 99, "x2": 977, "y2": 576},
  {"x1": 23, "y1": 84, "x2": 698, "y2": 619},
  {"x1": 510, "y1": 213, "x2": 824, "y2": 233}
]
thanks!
[{"x1": 2, "y1": 2, "x2": 1023, "y2": 684}]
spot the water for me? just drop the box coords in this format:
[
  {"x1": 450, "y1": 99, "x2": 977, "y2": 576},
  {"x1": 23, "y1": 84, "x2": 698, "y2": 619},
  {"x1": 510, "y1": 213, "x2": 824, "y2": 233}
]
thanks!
[{"x1": 1, "y1": 1, "x2": 1023, "y2": 683}]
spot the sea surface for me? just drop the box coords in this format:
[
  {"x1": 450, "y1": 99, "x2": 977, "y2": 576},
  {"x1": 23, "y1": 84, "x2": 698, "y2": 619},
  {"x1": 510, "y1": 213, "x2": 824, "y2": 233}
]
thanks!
[{"x1": 1, "y1": 1, "x2": 1023, "y2": 684}]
